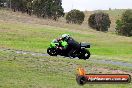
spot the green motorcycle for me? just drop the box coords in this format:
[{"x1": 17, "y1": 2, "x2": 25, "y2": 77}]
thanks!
[{"x1": 47, "y1": 40, "x2": 91, "y2": 60}]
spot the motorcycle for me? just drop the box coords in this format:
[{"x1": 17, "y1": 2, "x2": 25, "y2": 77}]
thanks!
[{"x1": 47, "y1": 41, "x2": 91, "y2": 60}]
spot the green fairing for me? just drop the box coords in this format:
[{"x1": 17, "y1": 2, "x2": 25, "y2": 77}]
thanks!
[
  {"x1": 50, "y1": 42, "x2": 59, "y2": 48},
  {"x1": 49, "y1": 40, "x2": 68, "y2": 48},
  {"x1": 60, "y1": 41, "x2": 68, "y2": 48}
]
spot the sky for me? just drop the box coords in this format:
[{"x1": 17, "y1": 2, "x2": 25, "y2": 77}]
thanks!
[{"x1": 62, "y1": 0, "x2": 132, "y2": 12}]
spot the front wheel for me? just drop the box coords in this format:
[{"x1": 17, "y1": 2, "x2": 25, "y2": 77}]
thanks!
[
  {"x1": 47, "y1": 47, "x2": 58, "y2": 56},
  {"x1": 78, "y1": 49, "x2": 90, "y2": 60}
]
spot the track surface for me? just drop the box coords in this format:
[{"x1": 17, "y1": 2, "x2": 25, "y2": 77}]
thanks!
[{"x1": 0, "y1": 48, "x2": 132, "y2": 68}]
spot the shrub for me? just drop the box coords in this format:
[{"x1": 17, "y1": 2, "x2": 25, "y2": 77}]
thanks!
[
  {"x1": 88, "y1": 12, "x2": 111, "y2": 32},
  {"x1": 116, "y1": 10, "x2": 132, "y2": 36},
  {"x1": 66, "y1": 9, "x2": 85, "y2": 24}
]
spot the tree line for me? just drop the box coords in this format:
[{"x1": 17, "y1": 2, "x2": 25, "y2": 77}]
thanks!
[{"x1": 0, "y1": 0, "x2": 64, "y2": 20}]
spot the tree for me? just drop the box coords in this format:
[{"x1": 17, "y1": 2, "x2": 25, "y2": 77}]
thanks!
[
  {"x1": 66, "y1": 9, "x2": 85, "y2": 24},
  {"x1": 0, "y1": 0, "x2": 8, "y2": 7},
  {"x1": 88, "y1": 12, "x2": 111, "y2": 32},
  {"x1": 33, "y1": 0, "x2": 64, "y2": 20},
  {"x1": 116, "y1": 10, "x2": 132, "y2": 36},
  {"x1": 1, "y1": 0, "x2": 64, "y2": 20}
]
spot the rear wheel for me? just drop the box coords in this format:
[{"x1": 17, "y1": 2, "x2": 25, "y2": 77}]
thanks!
[
  {"x1": 47, "y1": 47, "x2": 58, "y2": 56},
  {"x1": 78, "y1": 49, "x2": 90, "y2": 60}
]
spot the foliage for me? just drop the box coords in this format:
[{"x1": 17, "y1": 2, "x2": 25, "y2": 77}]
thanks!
[
  {"x1": 66, "y1": 9, "x2": 85, "y2": 24},
  {"x1": 0, "y1": 0, "x2": 8, "y2": 7},
  {"x1": 2, "y1": 0, "x2": 64, "y2": 20},
  {"x1": 33, "y1": 0, "x2": 64, "y2": 20},
  {"x1": 88, "y1": 12, "x2": 111, "y2": 31},
  {"x1": 116, "y1": 10, "x2": 132, "y2": 36}
]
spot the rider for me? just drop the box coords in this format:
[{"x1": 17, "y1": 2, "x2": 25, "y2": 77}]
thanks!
[
  {"x1": 61, "y1": 34, "x2": 80, "y2": 58},
  {"x1": 51, "y1": 38, "x2": 68, "y2": 50}
]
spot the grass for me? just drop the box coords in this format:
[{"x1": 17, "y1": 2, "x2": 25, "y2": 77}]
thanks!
[
  {"x1": 0, "y1": 19, "x2": 132, "y2": 63},
  {"x1": 0, "y1": 51, "x2": 131, "y2": 88},
  {"x1": 0, "y1": 9, "x2": 132, "y2": 87}
]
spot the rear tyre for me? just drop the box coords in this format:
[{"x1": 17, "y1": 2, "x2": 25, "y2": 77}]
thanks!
[
  {"x1": 78, "y1": 49, "x2": 90, "y2": 60},
  {"x1": 47, "y1": 47, "x2": 57, "y2": 56}
]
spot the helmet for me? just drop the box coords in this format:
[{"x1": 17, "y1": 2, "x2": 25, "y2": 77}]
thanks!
[
  {"x1": 52, "y1": 39, "x2": 58, "y2": 43},
  {"x1": 61, "y1": 34, "x2": 70, "y2": 40}
]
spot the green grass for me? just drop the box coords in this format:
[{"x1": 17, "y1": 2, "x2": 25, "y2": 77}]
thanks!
[
  {"x1": 0, "y1": 51, "x2": 131, "y2": 88},
  {"x1": 0, "y1": 9, "x2": 132, "y2": 88},
  {"x1": 0, "y1": 20, "x2": 132, "y2": 63}
]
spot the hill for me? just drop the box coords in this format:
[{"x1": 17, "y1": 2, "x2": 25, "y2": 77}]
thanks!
[
  {"x1": 0, "y1": 9, "x2": 132, "y2": 88},
  {"x1": 83, "y1": 9, "x2": 127, "y2": 31}
]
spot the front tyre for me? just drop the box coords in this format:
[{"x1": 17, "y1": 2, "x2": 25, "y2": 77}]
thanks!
[{"x1": 47, "y1": 47, "x2": 57, "y2": 56}]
